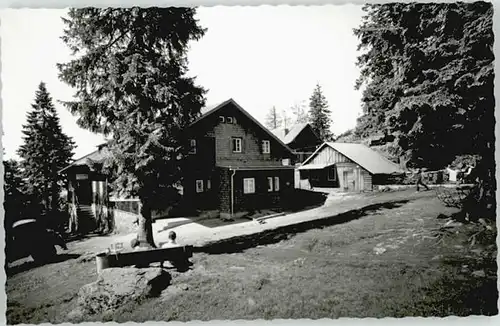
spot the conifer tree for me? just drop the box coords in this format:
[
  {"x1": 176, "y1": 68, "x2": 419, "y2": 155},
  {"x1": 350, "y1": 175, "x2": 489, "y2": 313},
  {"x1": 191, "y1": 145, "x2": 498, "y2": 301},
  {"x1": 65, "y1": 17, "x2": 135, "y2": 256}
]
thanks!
[
  {"x1": 17, "y1": 82, "x2": 76, "y2": 217},
  {"x1": 353, "y1": 2, "x2": 494, "y2": 221},
  {"x1": 265, "y1": 106, "x2": 283, "y2": 130},
  {"x1": 290, "y1": 101, "x2": 309, "y2": 125},
  {"x1": 308, "y1": 83, "x2": 333, "y2": 141},
  {"x1": 57, "y1": 8, "x2": 207, "y2": 247},
  {"x1": 353, "y1": 2, "x2": 493, "y2": 169}
]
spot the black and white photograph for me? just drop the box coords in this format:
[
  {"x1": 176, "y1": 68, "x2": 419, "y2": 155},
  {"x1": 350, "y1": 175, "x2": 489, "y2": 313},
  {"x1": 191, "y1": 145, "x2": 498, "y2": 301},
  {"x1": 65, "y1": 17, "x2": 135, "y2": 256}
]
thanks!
[{"x1": 0, "y1": 0, "x2": 497, "y2": 324}]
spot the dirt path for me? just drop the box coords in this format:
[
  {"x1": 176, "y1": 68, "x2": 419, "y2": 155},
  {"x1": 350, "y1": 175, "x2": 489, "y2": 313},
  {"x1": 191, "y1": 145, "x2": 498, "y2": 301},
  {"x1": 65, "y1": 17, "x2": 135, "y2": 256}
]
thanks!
[
  {"x1": 65, "y1": 189, "x2": 435, "y2": 255},
  {"x1": 7, "y1": 189, "x2": 496, "y2": 323}
]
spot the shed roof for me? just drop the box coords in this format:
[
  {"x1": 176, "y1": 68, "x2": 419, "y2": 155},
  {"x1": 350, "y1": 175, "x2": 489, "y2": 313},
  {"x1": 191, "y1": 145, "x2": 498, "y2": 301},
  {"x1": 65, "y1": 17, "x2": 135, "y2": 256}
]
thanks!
[
  {"x1": 298, "y1": 163, "x2": 335, "y2": 170},
  {"x1": 302, "y1": 142, "x2": 403, "y2": 175}
]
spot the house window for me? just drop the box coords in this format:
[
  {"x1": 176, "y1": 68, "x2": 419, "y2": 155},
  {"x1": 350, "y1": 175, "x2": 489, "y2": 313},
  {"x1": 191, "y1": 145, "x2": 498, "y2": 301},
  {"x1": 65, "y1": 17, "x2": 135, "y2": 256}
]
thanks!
[
  {"x1": 262, "y1": 140, "x2": 271, "y2": 154},
  {"x1": 243, "y1": 178, "x2": 255, "y2": 194},
  {"x1": 219, "y1": 116, "x2": 225, "y2": 123},
  {"x1": 267, "y1": 176, "x2": 280, "y2": 192},
  {"x1": 189, "y1": 139, "x2": 197, "y2": 154},
  {"x1": 328, "y1": 167, "x2": 336, "y2": 181},
  {"x1": 232, "y1": 137, "x2": 242, "y2": 153},
  {"x1": 274, "y1": 177, "x2": 280, "y2": 191},
  {"x1": 267, "y1": 177, "x2": 273, "y2": 192},
  {"x1": 207, "y1": 179, "x2": 211, "y2": 190},
  {"x1": 76, "y1": 174, "x2": 88, "y2": 180},
  {"x1": 227, "y1": 117, "x2": 233, "y2": 124},
  {"x1": 195, "y1": 180, "x2": 204, "y2": 193}
]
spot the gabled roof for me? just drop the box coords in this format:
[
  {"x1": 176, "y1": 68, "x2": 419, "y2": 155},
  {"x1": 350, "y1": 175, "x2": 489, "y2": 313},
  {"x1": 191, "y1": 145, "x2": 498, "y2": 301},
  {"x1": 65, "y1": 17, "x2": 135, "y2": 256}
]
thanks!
[
  {"x1": 60, "y1": 99, "x2": 295, "y2": 174},
  {"x1": 59, "y1": 145, "x2": 111, "y2": 173},
  {"x1": 190, "y1": 98, "x2": 294, "y2": 154},
  {"x1": 272, "y1": 123, "x2": 320, "y2": 145},
  {"x1": 302, "y1": 142, "x2": 403, "y2": 175}
]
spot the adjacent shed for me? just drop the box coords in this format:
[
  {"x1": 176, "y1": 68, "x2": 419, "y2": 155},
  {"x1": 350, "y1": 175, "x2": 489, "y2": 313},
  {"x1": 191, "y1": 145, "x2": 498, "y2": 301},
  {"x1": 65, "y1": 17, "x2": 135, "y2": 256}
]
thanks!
[{"x1": 298, "y1": 142, "x2": 404, "y2": 192}]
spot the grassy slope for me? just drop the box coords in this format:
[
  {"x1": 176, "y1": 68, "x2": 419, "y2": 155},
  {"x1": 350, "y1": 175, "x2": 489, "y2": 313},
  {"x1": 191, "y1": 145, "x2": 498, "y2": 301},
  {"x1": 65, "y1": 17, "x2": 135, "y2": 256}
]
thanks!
[{"x1": 6, "y1": 192, "x2": 498, "y2": 323}]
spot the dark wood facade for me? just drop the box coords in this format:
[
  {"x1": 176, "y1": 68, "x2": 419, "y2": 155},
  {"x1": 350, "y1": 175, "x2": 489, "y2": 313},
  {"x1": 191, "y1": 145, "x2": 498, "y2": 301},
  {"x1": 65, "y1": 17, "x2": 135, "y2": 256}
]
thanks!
[{"x1": 184, "y1": 99, "x2": 295, "y2": 217}]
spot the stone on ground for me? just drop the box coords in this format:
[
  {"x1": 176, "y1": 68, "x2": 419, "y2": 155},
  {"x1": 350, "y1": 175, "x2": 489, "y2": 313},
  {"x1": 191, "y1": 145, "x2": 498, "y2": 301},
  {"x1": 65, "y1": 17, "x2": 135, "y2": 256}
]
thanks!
[{"x1": 70, "y1": 267, "x2": 171, "y2": 318}]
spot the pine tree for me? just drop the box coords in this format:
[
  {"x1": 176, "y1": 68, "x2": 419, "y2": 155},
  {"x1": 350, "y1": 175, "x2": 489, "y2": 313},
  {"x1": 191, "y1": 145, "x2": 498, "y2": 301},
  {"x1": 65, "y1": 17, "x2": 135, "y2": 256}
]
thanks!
[
  {"x1": 353, "y1": 2, "x2": 494, "y2": 221},
  {"x1": 353, "y1": 2, "x2": 494, "y2": 170},
  {"x1": 308, "y1": 83, "x2": 333, "y2": 141},
  {"x1": 17, "y1": 82, "x2": 76, "y2": 219},
  {"x1": 57, "y1": 8, "x2": 207, "y2": 247},
  {"x1": 290, "y1": 101, "x2": 309, "y2": 125},
  {"x1": 265, "y1": 106, "x2": 282, "y2": 130}
]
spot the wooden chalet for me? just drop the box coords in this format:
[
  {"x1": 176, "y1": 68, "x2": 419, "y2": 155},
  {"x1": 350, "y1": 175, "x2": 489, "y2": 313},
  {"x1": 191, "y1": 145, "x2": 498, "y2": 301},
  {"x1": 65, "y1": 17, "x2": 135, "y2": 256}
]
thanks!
[
  {"x1": 298, "y1": 142, "x2": 404, "y2": 191},
  {"x1": 183, "y1": 99, "x2": 296, "y2": 218},
  {"x1": 60, "y1": 99, "x2": 296, "y2": 222}
]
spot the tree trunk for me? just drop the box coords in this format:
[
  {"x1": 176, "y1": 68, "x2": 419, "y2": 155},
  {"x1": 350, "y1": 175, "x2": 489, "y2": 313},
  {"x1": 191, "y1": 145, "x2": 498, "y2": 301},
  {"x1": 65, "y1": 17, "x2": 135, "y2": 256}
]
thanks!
[
  {"x1": 136, "y1": 201, "x2": 156, "y2": 248},
  {"x1": 50, "y1": 181, "x2": 59, "y2": 213}
]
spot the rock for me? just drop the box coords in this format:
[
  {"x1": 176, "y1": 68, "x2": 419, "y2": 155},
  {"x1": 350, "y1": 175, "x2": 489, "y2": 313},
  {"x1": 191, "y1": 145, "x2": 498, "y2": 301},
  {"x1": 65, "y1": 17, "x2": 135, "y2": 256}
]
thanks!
[
  {"x1": 76, "y1": 267, "x2": 171, "y2": 315},
  {"x1": 248, "y1": 298, "x2": 256, "y2": 306},
  {"x1": 472, "y1": 270, "x2": 486, "y2": 278},
  {"x1": 179, "y1": 283, "x2": 189, "y2": 291}
]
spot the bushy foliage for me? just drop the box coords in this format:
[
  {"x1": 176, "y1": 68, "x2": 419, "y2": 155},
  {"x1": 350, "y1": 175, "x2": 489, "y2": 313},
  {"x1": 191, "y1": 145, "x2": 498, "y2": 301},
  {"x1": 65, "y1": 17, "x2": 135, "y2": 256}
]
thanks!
[
  {"x1": 17, "y1": 82, "x2": 75, "y2": 216},
  {"x1": 308, "y1": 83, "x2": 333, "y2": 141},
  {"x1": 58, "y1": 8, "x2": 207, "y2": 245},
  {"x1": 353, "y1": 2, "x2": 494, "y2": 170},
  {"x1": 353, "y1": 2, "x2": 495, "y2": 221}
]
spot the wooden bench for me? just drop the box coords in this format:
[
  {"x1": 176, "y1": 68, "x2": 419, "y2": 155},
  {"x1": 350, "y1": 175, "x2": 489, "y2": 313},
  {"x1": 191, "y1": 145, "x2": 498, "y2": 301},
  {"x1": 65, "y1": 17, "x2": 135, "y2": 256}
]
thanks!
[{"x1": 95, "y1": 245, "x2": 193, "y2": 274}]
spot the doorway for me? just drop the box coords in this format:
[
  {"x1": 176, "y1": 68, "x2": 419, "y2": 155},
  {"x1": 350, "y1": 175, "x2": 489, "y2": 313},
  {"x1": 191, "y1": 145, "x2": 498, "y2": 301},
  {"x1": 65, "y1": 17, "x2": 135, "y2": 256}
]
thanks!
[
  {"x1": 343, "y1": 170, "x2": 355, "y2": 192},
  {"x1": 75, "y1": 180, "x2": 92, "y2": 205}
]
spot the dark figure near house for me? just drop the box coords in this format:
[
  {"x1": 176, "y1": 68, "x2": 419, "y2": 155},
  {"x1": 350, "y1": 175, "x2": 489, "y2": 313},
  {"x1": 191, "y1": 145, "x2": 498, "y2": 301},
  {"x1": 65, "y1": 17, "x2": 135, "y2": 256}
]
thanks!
[{"x1": 416, "y1": 168, "x2": 430, "y2": 191}]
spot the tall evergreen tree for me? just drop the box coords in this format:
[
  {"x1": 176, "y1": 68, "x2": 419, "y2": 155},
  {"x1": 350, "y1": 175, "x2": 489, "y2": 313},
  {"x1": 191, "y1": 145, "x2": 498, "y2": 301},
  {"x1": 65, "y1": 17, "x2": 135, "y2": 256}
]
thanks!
[
  {"x1": 353, "y1": 2, "x2": 494, "y2": 169},
  {"x1": 290, "y1": 101, "x2": 309, "y2": 124},
  {"x1": 17, "y1": 82, "x2": 76, "y2": 217},
  {"x1": 265, "y1": 106, "x2": 282, "y2": 130},
  {"x1": 57, "y1": 8, "x2": 207, "y2": 247},
  {"x1": 308, "y1": 83, "x2": 333, "y2": 141},
  {"x1": 353, "y1": 2, "x2": 494, "y2": 220}
]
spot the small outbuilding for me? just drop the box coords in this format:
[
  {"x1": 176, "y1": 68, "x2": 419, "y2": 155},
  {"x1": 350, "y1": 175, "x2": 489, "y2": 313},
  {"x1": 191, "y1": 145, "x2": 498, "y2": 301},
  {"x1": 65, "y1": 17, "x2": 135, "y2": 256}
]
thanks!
[{"x1": 298, "y1": 142, "x2": 404, "y2": 192}]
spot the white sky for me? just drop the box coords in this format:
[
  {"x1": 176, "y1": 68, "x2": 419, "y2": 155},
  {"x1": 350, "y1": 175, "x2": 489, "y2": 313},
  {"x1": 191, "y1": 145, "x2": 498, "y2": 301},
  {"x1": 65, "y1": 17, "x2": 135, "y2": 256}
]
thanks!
[{"x1": 1, "y1": 5, "x2": 365, "y2": 161}]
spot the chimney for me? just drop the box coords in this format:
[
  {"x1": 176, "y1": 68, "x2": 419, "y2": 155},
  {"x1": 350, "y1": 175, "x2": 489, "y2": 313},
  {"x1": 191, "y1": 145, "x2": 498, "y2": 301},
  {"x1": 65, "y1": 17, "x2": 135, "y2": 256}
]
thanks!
[{"x1": 284, "y1": 128, "x2": 290, "y2": 135}]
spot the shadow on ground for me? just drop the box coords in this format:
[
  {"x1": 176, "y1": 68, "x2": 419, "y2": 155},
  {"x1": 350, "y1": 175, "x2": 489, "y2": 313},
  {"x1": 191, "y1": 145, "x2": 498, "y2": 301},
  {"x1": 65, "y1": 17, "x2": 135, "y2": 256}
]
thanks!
[
  {"x1": 194, "y1": 200, "x2": 409, "y2": 255},
  {"x1": 6, "y1": 253, "x2": 81, "y2": 277}
]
